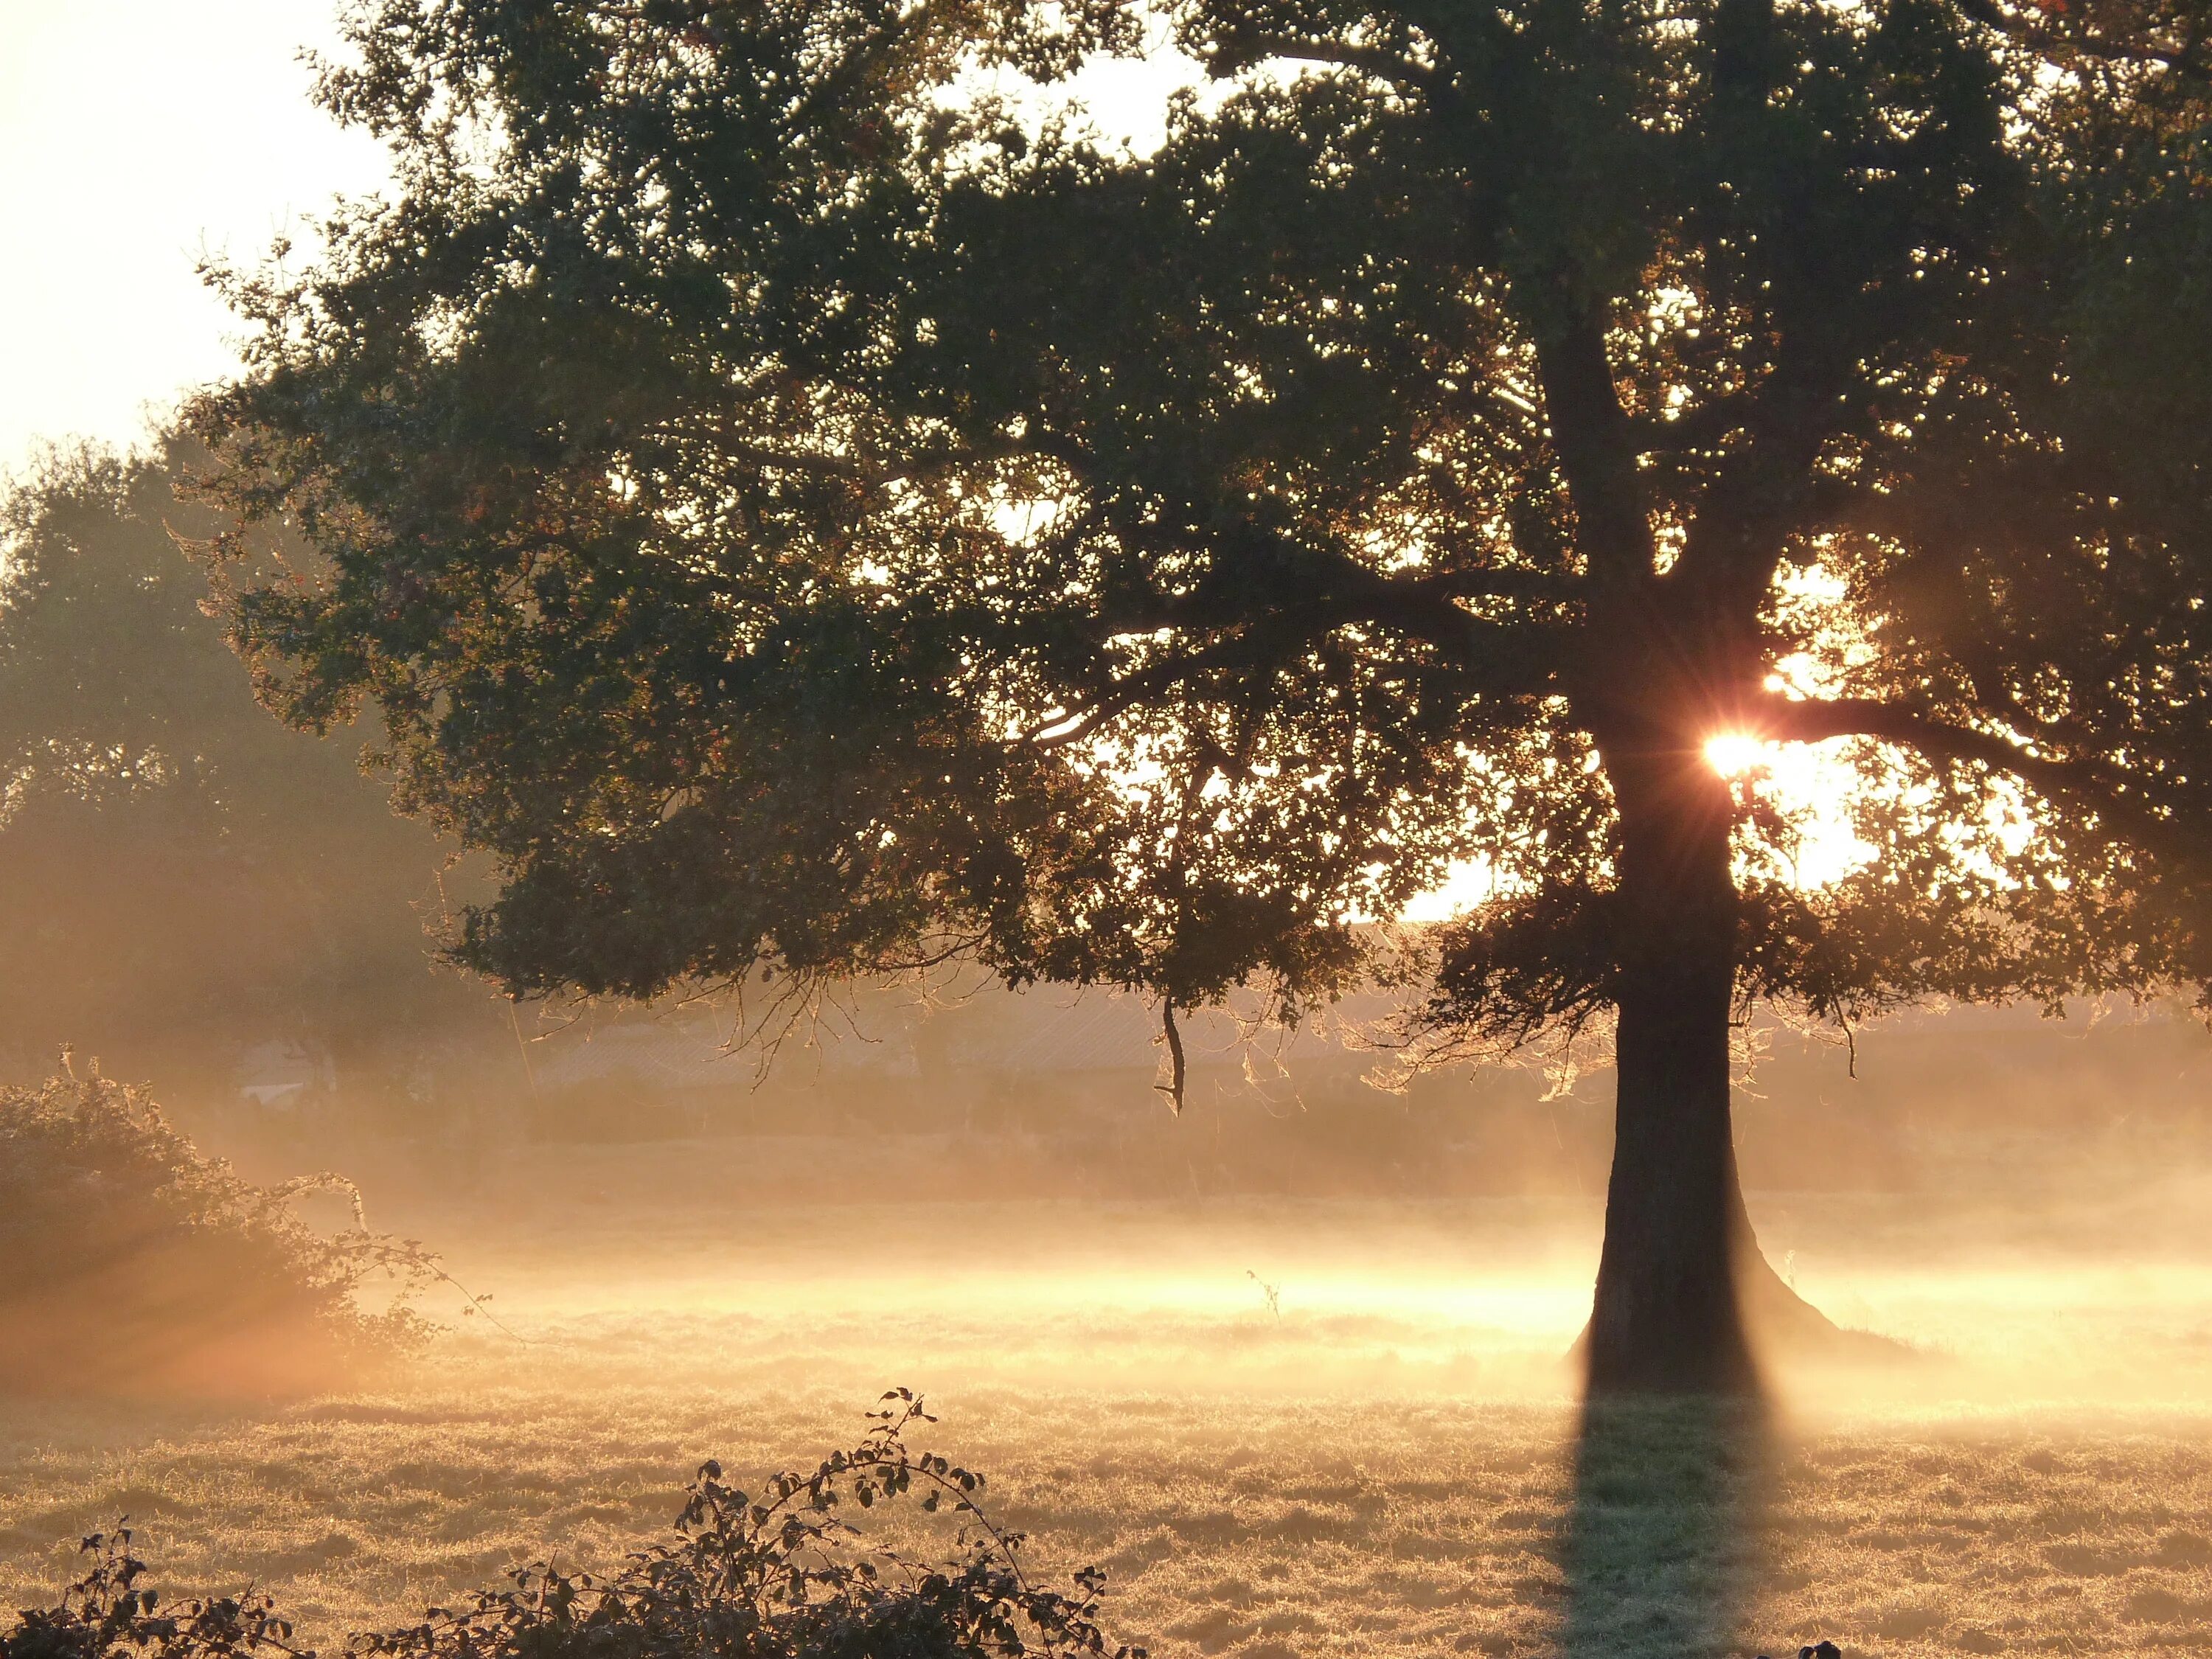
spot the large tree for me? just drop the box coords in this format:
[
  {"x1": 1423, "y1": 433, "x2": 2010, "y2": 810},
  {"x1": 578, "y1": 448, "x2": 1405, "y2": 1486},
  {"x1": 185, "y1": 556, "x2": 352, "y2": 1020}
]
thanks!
[{"x1": 190, "y1": 0, "x2": 2212, "y2": 1390}]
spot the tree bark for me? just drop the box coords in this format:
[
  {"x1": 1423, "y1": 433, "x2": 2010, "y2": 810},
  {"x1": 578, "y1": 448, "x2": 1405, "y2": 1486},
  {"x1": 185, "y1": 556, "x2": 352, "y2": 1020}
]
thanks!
[{"x1": 1585, "y1": 740, "x2": 1761, "y2": 1394}]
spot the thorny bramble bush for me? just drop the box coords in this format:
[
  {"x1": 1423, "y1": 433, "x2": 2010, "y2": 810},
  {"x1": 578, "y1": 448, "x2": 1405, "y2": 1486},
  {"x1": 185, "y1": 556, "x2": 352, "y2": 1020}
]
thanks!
[
  {"x1": 1, "y1": 1393, "x2": 1141, "y2": 1659},
  {"x1": 0, "y1": 1071, "x2": 480, "y2": 1393}
]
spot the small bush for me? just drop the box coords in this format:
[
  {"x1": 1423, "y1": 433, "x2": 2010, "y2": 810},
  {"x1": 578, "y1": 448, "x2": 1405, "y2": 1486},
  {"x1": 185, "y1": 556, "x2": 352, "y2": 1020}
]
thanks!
[
  {"x1": 0, "y1": 1394, "x2": 1141, "y2": 1659},
  {"x1": 0, "y1": 1071, "x2": 446, "y2": 1395}
]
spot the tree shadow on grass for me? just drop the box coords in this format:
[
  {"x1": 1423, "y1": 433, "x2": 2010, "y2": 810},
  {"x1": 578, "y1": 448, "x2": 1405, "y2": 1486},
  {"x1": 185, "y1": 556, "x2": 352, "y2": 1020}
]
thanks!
[{"x1": 1557, "y1": 1395, "x2": 1775, "y2": 1658}]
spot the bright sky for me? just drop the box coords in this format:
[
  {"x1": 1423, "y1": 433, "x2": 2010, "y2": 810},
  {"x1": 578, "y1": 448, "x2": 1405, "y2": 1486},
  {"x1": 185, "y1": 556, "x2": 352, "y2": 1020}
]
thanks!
[
  {"x1": 0, "y1": 1, "x2": 389, "y2": 478},
  {"x1": 0, "y1": 6, "x2": 1200, "y2": 482}
]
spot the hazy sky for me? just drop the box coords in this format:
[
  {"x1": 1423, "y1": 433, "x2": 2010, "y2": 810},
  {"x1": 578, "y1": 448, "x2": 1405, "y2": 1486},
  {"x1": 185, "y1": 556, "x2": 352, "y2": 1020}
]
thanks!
[
  {"x1": 0, "y1": 6, "x2": 1203, "y2": 483},
  {"x1": 0, "y1": 1, "x2": 388, "y2": 476}
]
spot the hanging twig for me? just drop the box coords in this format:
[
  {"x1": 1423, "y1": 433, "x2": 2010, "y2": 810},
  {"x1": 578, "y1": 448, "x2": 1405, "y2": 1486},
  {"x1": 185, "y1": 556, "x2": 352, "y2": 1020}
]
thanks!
[{"x1": 1153, "y1": 998, "x2": 1186, "y2": 1115}]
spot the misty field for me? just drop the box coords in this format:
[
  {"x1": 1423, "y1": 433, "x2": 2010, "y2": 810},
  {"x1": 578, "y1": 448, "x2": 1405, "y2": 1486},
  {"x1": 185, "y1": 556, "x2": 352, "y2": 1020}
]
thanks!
[{"x1": 4, "y1": 1167, "x2": 2212, "y2": 1659}]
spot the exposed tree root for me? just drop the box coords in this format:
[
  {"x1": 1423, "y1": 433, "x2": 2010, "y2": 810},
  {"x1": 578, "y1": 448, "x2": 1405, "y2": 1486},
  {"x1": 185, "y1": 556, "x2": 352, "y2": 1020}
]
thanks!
[
  {"x1": 1738, "y1": 1249, "x2": 1919, "y2": 1368},
  {"x1": 1569, "y1": 1247, "x2": 1921, "y2": 1388}
]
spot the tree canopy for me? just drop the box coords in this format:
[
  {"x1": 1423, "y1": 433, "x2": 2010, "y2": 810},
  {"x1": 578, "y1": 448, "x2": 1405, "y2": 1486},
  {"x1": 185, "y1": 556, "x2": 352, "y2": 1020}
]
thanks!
[
  {"x1": 192, "y1": 0, "x2": 2212, "y2": 1039},
  {"x1": 188, "y1": 0, "x2": 2212, "y2": 1384}
]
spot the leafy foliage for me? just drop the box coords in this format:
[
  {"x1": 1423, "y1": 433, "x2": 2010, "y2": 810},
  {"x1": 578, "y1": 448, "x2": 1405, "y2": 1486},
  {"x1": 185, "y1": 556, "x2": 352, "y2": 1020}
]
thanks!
[
  {"x1": 0, "y1": 1072, "x2": 451, "y2": 1394},
  {"x1": 185, "y1": 0, "x2": 2212, "y2": 1049},
  {"x1": 0, "y1": 1395, "x2": 1139, "y2": 1659}
]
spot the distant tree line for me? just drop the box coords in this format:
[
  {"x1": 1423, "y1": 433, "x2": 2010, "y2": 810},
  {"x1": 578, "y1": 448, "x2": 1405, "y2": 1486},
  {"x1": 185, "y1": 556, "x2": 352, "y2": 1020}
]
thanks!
[{"x1": 0, "y1": 440, "x2": 494, "y2": 1095}]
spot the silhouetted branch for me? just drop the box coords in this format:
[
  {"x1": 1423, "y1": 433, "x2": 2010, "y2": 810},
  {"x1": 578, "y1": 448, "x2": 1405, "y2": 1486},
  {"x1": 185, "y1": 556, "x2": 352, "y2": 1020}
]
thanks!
[
  {"x1": 1203, "y1": 30, "x2": 1442, "y2": 91},
  {"x1": 1952, "y1": 0, "x2": 2210, "y2": 83},
  {"x1": 1758, "y1": 693, "x2": 2197, "y2": 860},
  {"x1": 1153, "y1": 997, "x2": 1186, "y2": 1114}
]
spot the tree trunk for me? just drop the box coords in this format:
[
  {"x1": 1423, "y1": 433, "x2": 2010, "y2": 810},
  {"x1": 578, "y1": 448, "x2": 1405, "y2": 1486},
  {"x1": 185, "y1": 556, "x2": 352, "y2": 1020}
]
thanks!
[
  {"x1": 1531, "y1": 283, "x2": 1865, "y2": 1390},
  {"x1": 1585, "y1": 743, "x2": 1761, "y2": 1394}
]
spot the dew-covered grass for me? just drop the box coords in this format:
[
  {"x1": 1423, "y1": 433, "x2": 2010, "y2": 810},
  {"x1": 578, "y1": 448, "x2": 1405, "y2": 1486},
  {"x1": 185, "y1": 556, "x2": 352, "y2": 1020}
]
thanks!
[{"x1": 4, "y1": 1170, "x2": 2211, "y2": 1658}]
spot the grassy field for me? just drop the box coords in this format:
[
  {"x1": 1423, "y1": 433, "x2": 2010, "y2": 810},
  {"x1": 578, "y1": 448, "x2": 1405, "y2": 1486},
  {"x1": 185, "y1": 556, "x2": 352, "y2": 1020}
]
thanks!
[{"x1": 4, "y1": 1167, "x2": 2212, "y2": 1658}]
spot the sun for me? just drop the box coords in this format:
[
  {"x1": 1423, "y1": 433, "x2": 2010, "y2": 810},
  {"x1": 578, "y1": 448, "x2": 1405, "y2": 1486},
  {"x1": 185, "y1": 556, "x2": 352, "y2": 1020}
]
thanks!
[
  {"x1": 1700, "y1": 728, "x2": 1882, "y2": 889},
  {"x1": 1704, "y1": 732, "x2": 1765, "y2": 777}
]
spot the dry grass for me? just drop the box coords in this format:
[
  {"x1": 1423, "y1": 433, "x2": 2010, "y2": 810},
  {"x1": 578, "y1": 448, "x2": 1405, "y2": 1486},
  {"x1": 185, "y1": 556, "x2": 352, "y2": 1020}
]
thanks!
[{"x1": 3, "y1": 1180, "x2": 2211, "y2": 1658}]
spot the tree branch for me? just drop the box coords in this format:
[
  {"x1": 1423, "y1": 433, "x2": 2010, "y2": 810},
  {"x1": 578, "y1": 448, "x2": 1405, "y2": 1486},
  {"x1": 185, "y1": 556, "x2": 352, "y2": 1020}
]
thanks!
[
  {"x1": 1627, "y1": 394, "x2": 1753, "y2": 456},
  {"x1": 1952, "y1": 0, "x2": 2211, "y2": 83},
  {"x1": 709, "y1": 431, "x2": 1033, "y2": 487},
  {"x1": 1203, "y1": 29, "x2": 1442, "y2": 92},
  {"x1": 1088, "y1": 511, "x2": 1572, "y2": 639},
  {"x1": 1530, "y1": 311, "x2": 1655, "y2": 585},
  {"x1": 1757, "y1": 693, "x2": 2196, "y2": 859},
  {"x1": 1023, "y1": 575, "x2": 1559, "y2": 751},
  {"x1": 1154, "y1": 997, "x2": 1186, "y2": 1113}
]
